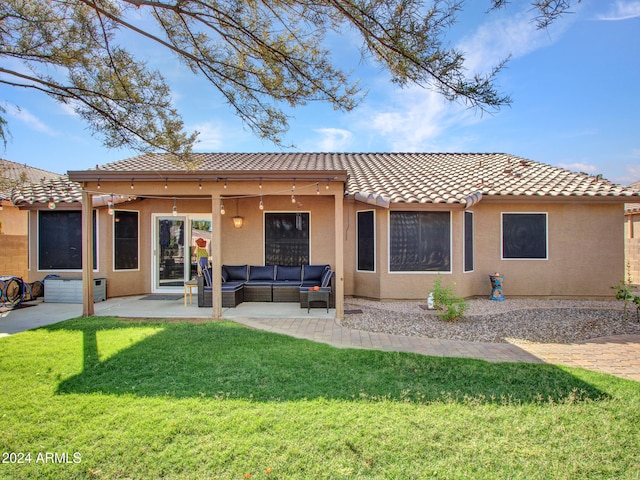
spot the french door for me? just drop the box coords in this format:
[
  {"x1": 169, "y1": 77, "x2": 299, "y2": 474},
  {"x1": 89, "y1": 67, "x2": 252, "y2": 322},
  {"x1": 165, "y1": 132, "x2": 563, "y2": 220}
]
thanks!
[{"x1": 154, "y1": 215, "x2": 212, "y2": 292}]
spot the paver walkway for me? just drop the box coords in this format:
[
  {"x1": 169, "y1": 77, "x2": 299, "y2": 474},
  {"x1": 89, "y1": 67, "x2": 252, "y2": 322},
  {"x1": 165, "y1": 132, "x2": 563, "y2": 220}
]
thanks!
[{"x1": 234, "y1": 317, "x2": 640, "y2": 382}]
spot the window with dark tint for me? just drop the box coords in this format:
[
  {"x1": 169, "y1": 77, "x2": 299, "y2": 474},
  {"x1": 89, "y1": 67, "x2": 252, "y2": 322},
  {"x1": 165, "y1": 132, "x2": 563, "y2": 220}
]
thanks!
[
  {"x1": 502, "y1": 213, "x2": 547, "y2": 259},
  {"x1": 38, "y1": 210, "x2": 96, "y2": 270},
  {"x1": 264, "y1": 212, "x2": 309, "y2": 265},
  {"x1": 114, "y1": 210, "x2": 139, "y2": 270},
  {"x1": 464, "y1": 211, "x2": 474, "y2": 272},
  {"x1": 390, "y1": 211, "x2": 450, "y2": 272},
  {"x1": 357, "y1": 210, "x2": 375, "y2": 271}
]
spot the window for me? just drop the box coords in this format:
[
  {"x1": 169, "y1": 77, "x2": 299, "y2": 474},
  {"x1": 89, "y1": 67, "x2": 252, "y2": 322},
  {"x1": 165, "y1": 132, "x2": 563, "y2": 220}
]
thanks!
[
  {"x1": 264, "y1": 212, "x2": 310, "y2": 265},
  {"x1": 464, "y1": 211, "x2": 474, "y2": 272},
  {"x1": 38, "y1": 210, "x2": 97, "y2": 270},
  {"x1": 389, "y1": 211, "x2": 451, "y2": 272},
  {"x1": 357, "y1": 210, "x2": 375, "y2": 271},
  {"x1": 502, "y1": 213, "x2": 547, "y2": 259},
  {"x1": 114, "y1": 210, "x2": 139, "y2": 270}
]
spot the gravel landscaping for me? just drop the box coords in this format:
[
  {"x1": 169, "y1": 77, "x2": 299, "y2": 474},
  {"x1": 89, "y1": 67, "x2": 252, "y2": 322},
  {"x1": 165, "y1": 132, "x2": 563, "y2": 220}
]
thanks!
[{"x1": 342, "y1": 297, "x2": 640, "y2": 344}]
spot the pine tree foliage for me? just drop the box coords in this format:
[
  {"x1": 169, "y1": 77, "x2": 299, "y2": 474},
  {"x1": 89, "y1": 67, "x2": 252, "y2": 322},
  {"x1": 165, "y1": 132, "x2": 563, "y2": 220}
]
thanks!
[{"x1": 0, "y1": 0, "x2": 578, "y2": 167}]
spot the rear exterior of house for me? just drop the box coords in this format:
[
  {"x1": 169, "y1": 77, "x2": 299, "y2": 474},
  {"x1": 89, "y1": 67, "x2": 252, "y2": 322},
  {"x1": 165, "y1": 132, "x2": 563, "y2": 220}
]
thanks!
[
  {"x1": 11, "y1": 152, "x2": 638, "y2": 318},
  {"x1": 0, "y1": 159, "x2": 62, "y2": 279}
]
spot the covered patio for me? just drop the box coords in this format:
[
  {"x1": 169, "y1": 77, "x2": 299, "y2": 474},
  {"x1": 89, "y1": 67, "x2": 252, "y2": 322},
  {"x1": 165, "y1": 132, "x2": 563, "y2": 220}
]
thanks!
[{"x1": 68, "y1": 159, "x2": 348, "y2": 320}]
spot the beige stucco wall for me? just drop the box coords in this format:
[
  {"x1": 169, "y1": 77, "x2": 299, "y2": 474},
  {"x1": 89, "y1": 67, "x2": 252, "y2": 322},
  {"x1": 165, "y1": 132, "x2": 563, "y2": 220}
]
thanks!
[
  {"x1": 0, "y1": 204, "x2": 29, "y2": 279},
  {"x1": 23, "y1": 179, "x2": 626, "y2": 301},
  {"x1": 626, "y1": 213, "x2": 640, "y2": 284},
  {"x1": 25, "y1": 181, "x2": 342, "y2": 299},
  {"x1": 346, "y1": 199, "x2": 625, "y2": 300}
]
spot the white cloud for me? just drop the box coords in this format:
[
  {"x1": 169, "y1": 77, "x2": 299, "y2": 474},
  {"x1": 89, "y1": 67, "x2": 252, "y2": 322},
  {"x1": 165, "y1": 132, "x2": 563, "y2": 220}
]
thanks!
[
  {"x1": 361, "y1": 85, "x2": 477, "y2": 151},
  {"x1": 558, "y1": 162, "x2": 598, "y2": 173},
  {"x1": 597, "y1": 1, "x2": 640, "y2": 21},
  {"x1": 191, "y1": 122, "x2": 224, "y2": 150},
  {"x1": 6, "y1": 105, "x2": 59, "y2": 136},
  {"x1": 313, "y1": 128, "x2": 353, "y2": 151},
  {"x1": 457, "y1": 8, "x2": 576, "y2": 76}
]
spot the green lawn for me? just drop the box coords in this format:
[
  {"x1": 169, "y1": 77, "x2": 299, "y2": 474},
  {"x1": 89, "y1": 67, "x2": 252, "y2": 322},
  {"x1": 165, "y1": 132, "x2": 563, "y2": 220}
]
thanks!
[{"x1": 1, "y1": 317, "x2": 639, "y2": 479}]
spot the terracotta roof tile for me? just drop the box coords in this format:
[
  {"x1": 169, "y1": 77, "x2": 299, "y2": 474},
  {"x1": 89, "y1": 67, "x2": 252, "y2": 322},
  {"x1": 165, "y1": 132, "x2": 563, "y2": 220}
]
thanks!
[
  {"x1": 94, "y1": 152, "x2": 640, "y2": 203},
  {"x1": 10, "y1": 175, "x2": 82, "y2": 206},
  {"x1": 15, "y1": 153, "x2": 640, "y2": 207},
  {"x1": 1, "y1": 158, "x2": 62, "y2": 201}
]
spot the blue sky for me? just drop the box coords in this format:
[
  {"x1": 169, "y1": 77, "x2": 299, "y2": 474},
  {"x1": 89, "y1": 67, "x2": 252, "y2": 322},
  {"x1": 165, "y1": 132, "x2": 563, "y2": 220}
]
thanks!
[{"x1": 1, "y1": 0, "x2": 639, "y2": 185}]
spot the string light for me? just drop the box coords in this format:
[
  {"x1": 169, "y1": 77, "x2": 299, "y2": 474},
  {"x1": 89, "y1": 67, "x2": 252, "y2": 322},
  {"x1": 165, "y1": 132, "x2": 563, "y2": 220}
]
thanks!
[
  {"x1": 97, "y1": 178, "x2": 101, "y2": 189},
  {"x1": 223, "y1": 179, "x2": 227, "y2": 189},
  {"x1": 83, "y1": 178, "x2": 331, "y2": 212},
  {"x1": 172, "y1": 198, "x2": 178, "y2": 216},
  {"x1": 107, "y1": 196, "x2": 114, "y2": 215},
  {"x1": 47, "y1": 187, "x2": 56, "y2": 210}
]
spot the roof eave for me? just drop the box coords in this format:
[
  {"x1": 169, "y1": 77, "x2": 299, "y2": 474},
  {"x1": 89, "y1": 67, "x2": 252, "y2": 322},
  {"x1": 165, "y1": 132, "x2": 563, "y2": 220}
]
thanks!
[{"x1": 68, "y1": 169, "x2": 349, "y2": 183}]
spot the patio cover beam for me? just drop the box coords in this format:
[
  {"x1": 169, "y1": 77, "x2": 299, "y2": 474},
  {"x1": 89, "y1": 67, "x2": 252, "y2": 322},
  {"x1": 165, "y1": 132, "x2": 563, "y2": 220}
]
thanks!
[
  {"x1": 211, "y1": 195, "x2": 222, "y2": 319},
  {"x1": 81, "y1": 190, "x2": 95, "y2": 317}
]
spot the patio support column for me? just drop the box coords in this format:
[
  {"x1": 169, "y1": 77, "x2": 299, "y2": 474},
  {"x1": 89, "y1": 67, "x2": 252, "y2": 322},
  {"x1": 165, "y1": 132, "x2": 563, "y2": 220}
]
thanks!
[
  {"x1": 81, "y1": 190, "x2": 94, "y2": 317},
  {"x1": 334, "y1": 191, "x2": 345, "y2": 319},
  {"x1": 211, "y1": 195, "x2": 222, "y2": 319}
]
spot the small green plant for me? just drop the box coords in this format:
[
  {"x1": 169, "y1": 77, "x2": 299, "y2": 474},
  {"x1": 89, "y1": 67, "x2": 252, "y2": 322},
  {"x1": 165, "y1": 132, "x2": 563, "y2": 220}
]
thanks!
[
  {"x1": 431, "y1": 276, "x2": 467, "y2": 321},
  {"x1": 611, "y1": 261, "x2": 640, "y2": 322}
]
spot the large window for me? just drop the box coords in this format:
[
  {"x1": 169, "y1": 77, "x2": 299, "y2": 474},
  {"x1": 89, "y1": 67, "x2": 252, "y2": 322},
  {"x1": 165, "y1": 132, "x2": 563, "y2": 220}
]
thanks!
[
  {"x1": 114, "y1": 210, "x2": 139, "y2": 270},
  {"x1": 502, "y1": 213, "x2": 548, "y2": 259},
  {"x1": 357, "y1": 210, "x2": 375, "y2": 272},
  {"x1": 389, "y1": 211, "x2": 451, "y2": 272},
  {"x1": 264, "y1": 212, "x2": 310, "y2": 265},
  {"x1": 38, "y1": 210, "x2": 96, "y2": 270},
  {"x1": 464, "y1": 211, "x2": 474, "y2": 272}
]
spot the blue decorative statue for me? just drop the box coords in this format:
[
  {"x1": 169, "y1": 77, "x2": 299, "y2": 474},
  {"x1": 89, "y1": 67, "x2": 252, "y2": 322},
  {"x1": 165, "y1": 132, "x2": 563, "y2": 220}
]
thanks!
[{"x1": 489, "y1": 274, "x2": 505, "y2": 301}]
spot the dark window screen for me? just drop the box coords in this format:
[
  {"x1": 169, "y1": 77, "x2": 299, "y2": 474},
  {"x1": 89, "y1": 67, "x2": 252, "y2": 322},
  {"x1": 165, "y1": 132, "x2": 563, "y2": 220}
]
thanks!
[
  {"x1": 502, "y1": 213, "x2": 547, "y2": 259},
  {"x1": 357, "y1": 210, "x2": 375, "y2": 271},
  {"x1": 390, "y1": 211, "x2": 450, "y2": 272},
  {"x1": 264, "y1": 213, "x2": 309, "y2": 265},
  {"x1": 464, "y1": 211, "x2": 474, "y2": 272},
  {"x1": 114, "y1": 211, "x2": 139, "y2": 270},
  {"x1": 38, "y1": 210, "x2": 96, "y2": 270}
]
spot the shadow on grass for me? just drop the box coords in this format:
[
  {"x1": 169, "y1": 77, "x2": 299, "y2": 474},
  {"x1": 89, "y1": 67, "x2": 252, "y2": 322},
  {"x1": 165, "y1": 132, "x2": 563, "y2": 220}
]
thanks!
[{"x1": 52, "y1": 317, "x2": 608, "y2": 404}]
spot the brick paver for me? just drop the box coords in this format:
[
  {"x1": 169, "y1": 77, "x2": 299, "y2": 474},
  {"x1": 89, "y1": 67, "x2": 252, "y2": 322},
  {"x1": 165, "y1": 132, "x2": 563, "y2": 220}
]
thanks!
[{"x1": 234, "y1": 317, "x2": 640, "y2": 382}]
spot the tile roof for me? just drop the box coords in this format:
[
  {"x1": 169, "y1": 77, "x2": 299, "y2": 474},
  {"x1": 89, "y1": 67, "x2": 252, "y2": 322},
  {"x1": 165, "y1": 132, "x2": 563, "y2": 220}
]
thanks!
[
  {"x1": 13, "y1": 153, "x2": 639, "y2": 207},
  {"x1": 87, "y1": 152, "x2": 638, "y2": 205},
  {"x1": 10, "y1": 175, "x2": 83, "y2": 207},
  {"x1": 1, "y1": 158, "x2": 63, "y2": 201}
]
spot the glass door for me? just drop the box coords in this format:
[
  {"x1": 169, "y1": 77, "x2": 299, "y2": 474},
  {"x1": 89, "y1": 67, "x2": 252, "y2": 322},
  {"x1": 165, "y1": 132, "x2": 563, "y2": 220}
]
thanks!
[
  {"x1": 154, "y1": 215, "x2": 213, "y2": 292},
  {"x1": 188, "y1": 219, "x2": 213, "y2": 281},
  {"x1": 156, "y1": 216, "x2": 186, "y2": 290}
]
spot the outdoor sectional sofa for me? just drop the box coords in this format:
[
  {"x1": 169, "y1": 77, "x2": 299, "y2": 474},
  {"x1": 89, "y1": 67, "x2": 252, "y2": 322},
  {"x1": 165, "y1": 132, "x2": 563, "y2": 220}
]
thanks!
[{"x1": 197, "y1": 264, "x2": 334, "y2": 309}]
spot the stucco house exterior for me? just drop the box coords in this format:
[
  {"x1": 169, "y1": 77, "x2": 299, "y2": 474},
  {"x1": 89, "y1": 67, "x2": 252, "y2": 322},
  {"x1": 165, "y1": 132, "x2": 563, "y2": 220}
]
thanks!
[
  {"x1": 0, "y1": 158, "x2": 62, "y2": 279},
  {"x1": 10, "y1": 152, "x2": 639, "y2": 319}
]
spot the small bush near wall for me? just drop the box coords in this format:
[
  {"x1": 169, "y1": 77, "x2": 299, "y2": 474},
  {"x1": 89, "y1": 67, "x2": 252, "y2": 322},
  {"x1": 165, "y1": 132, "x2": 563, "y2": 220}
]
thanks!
[{"x1": 432, "y1": 276, "x2": 467, "y2": 321}]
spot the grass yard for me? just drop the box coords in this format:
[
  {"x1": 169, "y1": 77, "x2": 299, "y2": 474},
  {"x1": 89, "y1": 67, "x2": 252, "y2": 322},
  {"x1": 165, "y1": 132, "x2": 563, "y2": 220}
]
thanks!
[{"x1": 1, "y1": 317, "x2": 639, "y2": 479}]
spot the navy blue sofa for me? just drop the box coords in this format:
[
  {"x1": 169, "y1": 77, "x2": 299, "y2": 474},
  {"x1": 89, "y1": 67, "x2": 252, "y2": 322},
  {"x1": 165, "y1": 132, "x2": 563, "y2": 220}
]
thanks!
[{"x1": 198, "y1": 264, "x2": 333, "y2": 308}]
